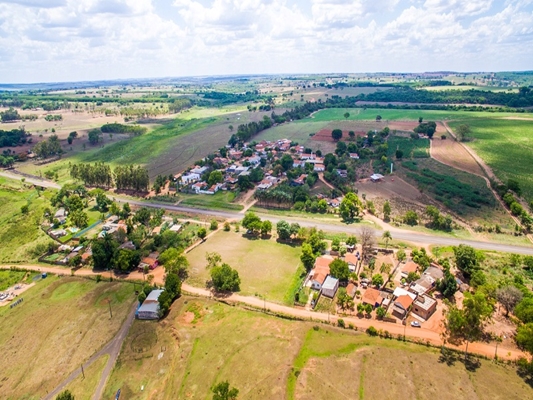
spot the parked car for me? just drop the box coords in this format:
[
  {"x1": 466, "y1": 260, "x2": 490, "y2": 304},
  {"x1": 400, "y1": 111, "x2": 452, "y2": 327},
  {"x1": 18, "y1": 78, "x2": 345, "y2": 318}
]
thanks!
[{"x1": 411, "y1": 321, "x2": 421, "y2": 328}]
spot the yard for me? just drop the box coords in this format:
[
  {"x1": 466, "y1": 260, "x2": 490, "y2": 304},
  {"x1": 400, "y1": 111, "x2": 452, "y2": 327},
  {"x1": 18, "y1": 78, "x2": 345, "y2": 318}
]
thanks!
[
  {"x1": 186, "y1": 230, "x2": 303, "y2": 304},
  {"x1": 0, "y1": 276, "x2": 136, "y2": 399}
]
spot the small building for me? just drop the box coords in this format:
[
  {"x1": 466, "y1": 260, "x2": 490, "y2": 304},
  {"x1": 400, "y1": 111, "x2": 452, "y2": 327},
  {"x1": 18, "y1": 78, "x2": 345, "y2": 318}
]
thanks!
[
  {"x1": 136, "y1": 289, "x2": 164, "y2": 320},
  {"x1": 401, "y1": 261, "x2": 419, "y2": 278},
  {"x1": 344, "y1": 253, "x2": 358, "y2": 272},
  {"x1": 309, "y1": 255, "x2": 333, "y2": 290},
  {"x1": 362, "y1": 287, "x2": 383, "y2": 308},
  {"x1": 119, "y1": 241, "x2": 136, "y2": 251},
  {"x1": 349, "y1": 153, "x2": 360, "y2": 160},
  {"x1": 321, "y1": 276, "x2": 339, "y2": 298},
  {"x1": 370, "y1": 173, "x2": 384, "y2": 182},
  {"x1": 313, "y1": 164, "x2": 325, "y2": 172},
  {"x1": 346, "y1": 282, "x2": 357, "y2": 298},
  {"x1": 292, "y1": 174, "x2": 307, "y2": 186},
  {"x1": 412, "y1": 294, "x2": 437, "y2": 320},
  {"x1": 392, "y1": 294, "x2": 414, "y2": 319},
  {"x1": 182, "y1": 173, "x2": 201, "y2": 184}
]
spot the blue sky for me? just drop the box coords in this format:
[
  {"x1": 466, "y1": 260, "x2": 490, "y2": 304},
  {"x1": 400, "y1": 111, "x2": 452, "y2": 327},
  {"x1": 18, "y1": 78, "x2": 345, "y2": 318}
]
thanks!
[{"x1": 0, "y1": 0, "x2": 532, "y2": 83}]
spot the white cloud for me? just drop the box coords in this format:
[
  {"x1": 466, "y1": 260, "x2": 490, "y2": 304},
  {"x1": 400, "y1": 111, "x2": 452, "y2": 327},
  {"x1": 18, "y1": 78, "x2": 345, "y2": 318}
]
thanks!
[{"x1": 0, "y1": 0, "x2": 531, "y2": 82}]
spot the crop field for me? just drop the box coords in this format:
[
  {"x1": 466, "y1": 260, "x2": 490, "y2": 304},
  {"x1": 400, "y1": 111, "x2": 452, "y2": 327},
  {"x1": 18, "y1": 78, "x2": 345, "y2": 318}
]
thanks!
[
  {"x1": 186, "y1": 230, "x2": 303, "y2": 304},
  {"x1": 448, "y1": 118, "x2": 533, "y2": 202},
  {"x1": 0, "y1": 276, "x2": 136, "y2": 399},
  {"x1": 306, "y1": 108, "x2": 532, "y2": 122},
  {"x1": 387, "y1": 136, "x2": 430, "y2": 159},
  {"x1": 104, "y1": 296, "x2": 533, "y2": 400},
  {"x1": 0, "y1": 176, "x2": 55, "y2": 263}
]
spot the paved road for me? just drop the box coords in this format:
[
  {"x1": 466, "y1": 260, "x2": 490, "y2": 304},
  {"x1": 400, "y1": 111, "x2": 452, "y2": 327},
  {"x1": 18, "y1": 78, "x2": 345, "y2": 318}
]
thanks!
[
  {"x1": 43, "y1": 300, "x2": 137, "y2": 400},
  {"x1": 116, "y1": 198, "x2": 533, "y2": 255},
  {"x1": 2, "y1": 265, "x2": 523, "y2": 362}
]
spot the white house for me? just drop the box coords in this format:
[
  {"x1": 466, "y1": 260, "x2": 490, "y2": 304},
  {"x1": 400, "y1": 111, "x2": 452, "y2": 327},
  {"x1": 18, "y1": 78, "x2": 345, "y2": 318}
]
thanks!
[
  {"x1": 370, "y1": 173, "x2": 384, "y2": 182},
  {"x1": 136, "y1": 289, "x2": 164, "y2": 320},
  {"x1": 191, "y1": 166, "x2": 208, "y2": 175},
  {"x1": 321, "y1": 276, "x2": 339, "y2": 298},
  {"x1": 182, "y1": 173, "x2": 201, "y2": 184}
]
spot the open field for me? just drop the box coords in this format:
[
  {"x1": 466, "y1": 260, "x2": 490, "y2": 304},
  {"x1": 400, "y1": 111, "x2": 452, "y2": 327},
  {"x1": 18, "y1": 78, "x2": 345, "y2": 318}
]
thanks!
[
  {"x1": 104, "y1": 296, "x2": 533, "y2": 400},
  {"x1": 306, "y1": 108, "x2": 533, "y2": 122},
  {"x1": 0, "y1": 276, "x2": 136, "y2": 399},
  {"x1": 178, "y1": 191, "x2": 244, "y2": 211},
  {"x1": 0, "y1": 269, "x2": 27, "y2": 291},
  {"x1": 422, "y1": 85, "x2": 519, "y2": 93},
  {"x1": 186, "y1": 230, "x2": 303, "y2": 304},
  {"x1": 448, "y1": 119, "x2": 533, "y2": 202},
  {"x1": 430, "y1": 131, "x2": 485, "y2": 176},
  {"x1": 0, "y1": 176, "x2": 55, "y2": 263},
  {"x1": 63, "y1": 354, "x2": 109, "y2": 400},
  {"x1": 277, "y1": 87, "x2": 391, "y2": 107}
]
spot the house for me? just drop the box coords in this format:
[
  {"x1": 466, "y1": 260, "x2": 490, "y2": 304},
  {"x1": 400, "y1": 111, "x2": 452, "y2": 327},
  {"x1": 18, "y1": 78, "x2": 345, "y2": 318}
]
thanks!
[
  {"x1": 309, "y1": 255, "x2": 333, "y2": 290},
  {"x1": 346, "y1": 282, "x2": 357, "y2": 298},
  {"x1": 138, "y1": 255, "x2": 158, "y2": 271},
  {"x1": 336, "y1": 169, "x2": 348, "y2": 178},
  {"x1": 321, "y1": 276, "x2": 339, "y2": 298},
  {"x1": 136, "y1": 289, "x2": 163, "y2": 320},
  {"x1": 119, "y1": 241, "x2": 136, "y2": 250},
  {"x1": 412, "y1": 294, "x2": 437, "y2": 320},
  {"x1": 50, "y1": 229, "x2": 67, "y2": 238},
  {"x1": 293, "y1": 174, "x2": 307, "y2": 186},
  {"x1": 182, "y1": 172, "x2": 201, "y2": 184},
  {"x1": 257, "y1": 179, "x2": 273, "y2": 190},
  {"x1": 190, "y1": 166, "x2": 208, "y2": 175},
  {"x1": 54, "y1": 208, "x2": 66, "y2": 219},
  {"x1": 293, "y1": 160, "x2": 305, "y2": 169},
  {"x1": 314, "y1": 164, "x2": 325, "y2": 172},
  {"x1": 248, "y1": 155, "x2": 261, "y2": 165},
  {"x1": 370, "y1": 173, "x2": 384, "y2": 182},
  {"x1": 362, "y1": 287, "x2": 383, "y2": 308},
  {"x1": 423, "y1": 265, "x2": 444, "y2": 281},
  {"x1": 328, "y1": 198, "x2": 341, "y2": 208},
  {"x1": 169, "y1": 224, "x2": 182, "y2": 232},
  {"x1": 349, "y1": 153, "x2": 360, "y2": 160},
  {"x1": 392, "y1": 294, "x2": 414, "y2": 318},
  {"x1": 229, "y1": 150, "x2": 243, "y2": 160},
  {"x1": 344, "y1": 253, "x2": 359, "y2": 272},
  {"x1": 192, "y1": 182, "x2": 206, "y2": 193},
  {"x1": 401, "y1": 261, "x2": 419, "y2": 278}
]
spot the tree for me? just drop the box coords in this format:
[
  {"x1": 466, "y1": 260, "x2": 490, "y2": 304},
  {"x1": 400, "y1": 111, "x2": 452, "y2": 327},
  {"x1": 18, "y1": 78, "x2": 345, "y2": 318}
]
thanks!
[
  {"x1": 383, "y1": 201, "x2": 391, "y2": 221},
  {"x1": 382, "y1": 230, "x2": 392, "y2": 249},
  {"x1": 331, "y1": 129, "x2": 343, "y2": 141},
  {"x1": 406, "y1": 271, "x2": 420, "y2": 283},
  {"x1": 208, "y1": 170, "x2": 223, "y2": 186},
  {"x1": 113, "y1": 248, "x2": 138, "y2": 272},
  {"x1": 339, "y1": 192, "x2": 363, "y2": 221},
  {"x1": 442, "y1": 291, "x2": 493, "y2": 358},
  {"x1": 56, "y1": 390, "x2": 75, "y2": 400},
  {"x1": 359, "y1": 226, "x2": 375, "y2": 261},
  {"x1": 198, "y1": 227, "x2": 207, "y2": 240},
  {"x1": 211, "y1": 381, "x2": 239, "y2": 400},
  {"x1": 261, "y1": 220, "x2": 272, "y2": 235},
  {"x1": 348, "y1": 130, "x2": 355, "y2": 140},
  {"x1": 91, "y1": 235, "x2": 118, "y2": 270},
  {"x1": 159, "y1": 248, "x2": 189, "y2": 278},
  {"x1": 364, "y1": 303, "x2": 373, "y2": 316},
  {"x1": 453, "y1": 244, "x2": 479, "y2": 277},
  {"x1": 396, "y1": 248, "x2": 406, "y2": 263},
  {"x1": 242, "y1": 212, "x2": 262, "y2": 232},
  {"x1": 158, "y1": 289, "x2": 172, "y2": 316},
  {"x1": 210, "y1": 219, "x2": 219, "y2": 230},
  {"x1": 237, "y1": 175, "x2": 254, "y2": 190},
  {"x1": 437, "y1": 268, "x2": 458, "y2": 298},
  {"x1": 346, "y1": 235, "x2": 357, "y2": 247},
  {"x1": 376, "y1": 115, "x2": 382, "y2": 121},
  {"x1": 21, "y1": 204, "x2": 29, "y2": 214},
  {"x1": 395, "y1": 149, "x2": 403, "y2": 159},
  {"x1": 88, "y1": 129, "x2": 102, "y2": 145},
  {"x1": 300, "y1": 243, "x2": 316, "y2": 271},
  {"x1": 165, "y1": 273, "x2": 182, "y2": 299},
  {"x1": 276, "y1": 220, "x2": 291, "y2": 240},
  {"x1": 371, "y1": 274, "x2": 384, "y2": 287},
  {"x1": 496, "y1": 286, "x2": 523, "y2": 316},
  {"x1": 337, "y1": 288, "x2": 354, "y2": 311},
  {"x1": 357, "y1": 302, "x2": 365, "y2": 315},
  {"x1": 330, "y1": 259, "x2": 350, "y2": 282},
  {"x1": 69, "y1": 210, "x2": 88, "y2": 229},
  {"x1": 516, "y1": 323, "x2": 533, "y2": 354},
  {"x1": 344, "y1": 112, "x2": 350, "y2": 120},
  {"x1": 376, "y1": 306, "x2": 386, "y2": 318},
  {"x1": 403, "y1": 210, "x2": 419, "y2": 226},
  {"x1": 280, "y1": 154, "x2": 294, "y2": 171},
  {"x1": 515, "y1": 298, "x2": 533, "y2": 323},
  {"x1": 469, "y1": 270, "x2": 486, "y2": 288},
  {"x1": 210, "y1": 263, "x2": 241, "y2": 292},
  {"x1": 455, "y1": 124, "x2": 471, "y2": 141}
]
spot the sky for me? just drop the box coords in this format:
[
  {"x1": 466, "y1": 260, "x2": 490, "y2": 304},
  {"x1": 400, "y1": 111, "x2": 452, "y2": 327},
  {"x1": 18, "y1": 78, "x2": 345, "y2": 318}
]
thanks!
[{"x1": 0, "y1": 0, "x2": 532, "y2": 83}]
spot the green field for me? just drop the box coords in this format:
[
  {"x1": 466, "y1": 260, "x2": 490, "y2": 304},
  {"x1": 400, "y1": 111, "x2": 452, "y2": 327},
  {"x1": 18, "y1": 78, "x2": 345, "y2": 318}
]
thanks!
[
  {"x1": 253, "y1": 120, "x2": 330, "y2": 146},
  {"x1": 306, "y1": 108, "x2": 532, "y2": 122},
  {"x1": 387, "y1": 136, "x2": 430, "y2": 159},
  {"x1": 0, "y1": 276, "x2": 136, "y2": 399},
  {"x1": 104, "y1": 296, "x2": 533, "y2": 400},
  {"x1": 186, "y1": 230, "x2": 303, "y2": 304},
  {"x1": 0, "y1": 176, "x2": 55, "y2": 263},
  {"x1": 449, "y1": 118, "x2": 533, "y2": 202},
  {"x1": 178, "y1": 191, "x2": 243, "y2": 211},
  {"x1": 0, "y1": 269, "x2": 27, "y2": 291}
]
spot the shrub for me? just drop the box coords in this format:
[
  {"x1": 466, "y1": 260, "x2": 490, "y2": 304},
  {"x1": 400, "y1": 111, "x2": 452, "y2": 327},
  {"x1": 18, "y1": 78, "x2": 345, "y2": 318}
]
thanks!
[
  {"x1": 366, "y1": 326, "x2": 378, "y2": 336},
  {"x1": 337, "y1": 319, "x2": 345, "y2": 328}
]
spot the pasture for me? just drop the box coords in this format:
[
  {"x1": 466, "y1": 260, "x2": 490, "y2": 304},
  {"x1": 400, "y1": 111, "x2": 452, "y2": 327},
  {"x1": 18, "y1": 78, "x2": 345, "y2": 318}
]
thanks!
[
  {"x1": 178, "y1": 191, "x2": 243, "y2": 211},
  {"x1": 0, "y1": 176, "x2": 54, "y2": 263},
  {"x1": 449, "y1": 118, "x2": 533, "y2": 202},
  {"x1": 0, "y1": 276, "x2": 136, "y2": 399},
  {"x1": 186, "y1": 230, "x2": 303, "y2": 304},
  {"x1": 104, "y1": 297, "x2": 533, "y2": 400}
]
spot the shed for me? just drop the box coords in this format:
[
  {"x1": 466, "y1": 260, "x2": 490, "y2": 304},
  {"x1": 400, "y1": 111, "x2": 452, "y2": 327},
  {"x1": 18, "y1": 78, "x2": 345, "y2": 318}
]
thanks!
[
  {"x1": 321, "y1": 276, "x2": 339, "y2": 298},
  {"x1": 137, "y1": 289, "x2": 163, "y2": 320}
]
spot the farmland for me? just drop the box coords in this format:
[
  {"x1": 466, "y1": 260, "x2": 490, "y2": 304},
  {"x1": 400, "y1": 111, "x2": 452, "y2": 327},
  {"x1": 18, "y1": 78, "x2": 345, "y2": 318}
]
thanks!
[
  {"x1": 186, "y1": 230, "x2": 303, "y2": 304},
  {"x1": 0, "y1": 276, "x2": 136, "y2": 399},
  {"x1": 104, "y1": 296, "x2": 533, "y2": 400},
  {"x1": 0, "y1": 176, "x2": 55, "y2": 263},
  {"x1": 178, "y1": 191, "x2": 243, "y2": 211},
  {"x1": 448, "y1": 118, "x2": 533, "y2": 202}
]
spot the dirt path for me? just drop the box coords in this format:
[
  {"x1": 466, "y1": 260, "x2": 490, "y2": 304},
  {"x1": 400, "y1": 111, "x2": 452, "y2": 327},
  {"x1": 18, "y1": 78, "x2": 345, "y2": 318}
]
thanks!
[
  {"x1": 2, "y1": 264, "x2": 524, "y2": 362},
  {"x1": 318, "y1": 173, "x2": 335, "y2": 190}
]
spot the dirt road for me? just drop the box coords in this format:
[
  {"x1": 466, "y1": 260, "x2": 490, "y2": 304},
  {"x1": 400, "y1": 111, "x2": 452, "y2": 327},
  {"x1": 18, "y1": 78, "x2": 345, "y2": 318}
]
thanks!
[{"x1": 2, "y1": 264, "x2": 524, "y2": 362}]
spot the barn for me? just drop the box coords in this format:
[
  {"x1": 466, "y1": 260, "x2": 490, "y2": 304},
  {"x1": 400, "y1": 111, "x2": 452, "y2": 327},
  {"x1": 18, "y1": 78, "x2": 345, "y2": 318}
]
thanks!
[{"x1": 136, "y1": 289, "x2": 163, "y2": 320}]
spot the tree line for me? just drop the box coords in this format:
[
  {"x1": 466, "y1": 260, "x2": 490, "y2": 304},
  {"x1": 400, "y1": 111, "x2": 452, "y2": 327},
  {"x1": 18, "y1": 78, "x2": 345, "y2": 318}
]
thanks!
[
  {"x1": 228, "y1": 115, "x2": 273, "y2": 144},
  {"x1": 70, "y1": 162, "x2": 149, "y2": 191},
  {"x1": 0, "y1": 127, "x2": 28, "y2": 147},
  {"x1": 100, "y1": 123, "x2": 147, "y2": 136}
]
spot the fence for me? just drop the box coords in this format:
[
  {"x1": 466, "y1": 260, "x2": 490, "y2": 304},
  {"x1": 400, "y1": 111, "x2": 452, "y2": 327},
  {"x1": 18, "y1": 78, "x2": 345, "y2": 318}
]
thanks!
[{"x1": 10, "y1": 297, "x2": 23, "y2": 309}]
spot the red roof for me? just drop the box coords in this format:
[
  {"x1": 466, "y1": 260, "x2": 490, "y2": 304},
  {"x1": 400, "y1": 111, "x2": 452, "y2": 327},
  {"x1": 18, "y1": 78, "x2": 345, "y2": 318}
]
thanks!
[
  {"x1": 395, "y1": 294, "x2": 414, "y2": 310},
  {"x1": 362, "y1": 288, "x2": 382, "y2": 306}
]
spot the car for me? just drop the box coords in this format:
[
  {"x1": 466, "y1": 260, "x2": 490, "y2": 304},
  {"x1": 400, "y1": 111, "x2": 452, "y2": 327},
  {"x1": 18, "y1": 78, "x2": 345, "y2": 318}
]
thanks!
[{"x1": 410, "y1": 321, "x2": 421, "y2": 328}]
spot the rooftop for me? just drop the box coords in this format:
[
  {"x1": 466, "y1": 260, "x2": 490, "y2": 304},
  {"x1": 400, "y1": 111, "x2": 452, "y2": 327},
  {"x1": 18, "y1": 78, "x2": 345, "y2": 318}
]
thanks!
[
  {"x1": 322, "y1": 276, "x2": 339, "y2": 291},
  {"x1": 413, "y1": 294, "x2": 437, "y2": 311},
  {"x1": 362, "y1": 287, "x2": 382, "y2": 305}
]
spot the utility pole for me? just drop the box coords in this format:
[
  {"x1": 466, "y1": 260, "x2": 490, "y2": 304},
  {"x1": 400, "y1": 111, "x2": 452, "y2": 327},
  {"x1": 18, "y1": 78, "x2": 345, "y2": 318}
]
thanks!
[
  {"x1": 81, "y1": 364, "x2": 85, "y2": 379},
  {"x1": 108, "y1": 299, "x2": 113, "y2": 318}
]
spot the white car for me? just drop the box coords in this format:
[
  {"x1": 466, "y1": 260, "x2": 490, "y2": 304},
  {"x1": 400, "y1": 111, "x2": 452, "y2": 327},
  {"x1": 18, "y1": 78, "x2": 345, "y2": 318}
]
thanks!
[{"x1": 411, "y1": 321, "x2": 421, "y2": 328}]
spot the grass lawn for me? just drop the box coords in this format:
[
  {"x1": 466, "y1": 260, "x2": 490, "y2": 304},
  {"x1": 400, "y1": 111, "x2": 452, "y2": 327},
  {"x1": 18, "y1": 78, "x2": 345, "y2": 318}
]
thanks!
[
  {"x1": 306, "y1": 108, "x2": 532, "y2": 122},
  {"x1": 104, "y1": 296, "x2": 533, "y2": 400},
  {"x1": 178, "y1": 191, "x2": 243, "y2": 211},
  {"x1": 0, "y1": 269, "x2": 28, "y2": 291},
  {"x1": 186, "y1": 230, "x2": 303, "y2": 303},
  {"x1": 0, "y1": 276, "x2": 136, "y2": 399},
  {"x1": 449, "y1": 118, "x2": 533, "y2": 202},
  {"x1": 0, "y1": 176, "x2": 55, "y2": 263}
]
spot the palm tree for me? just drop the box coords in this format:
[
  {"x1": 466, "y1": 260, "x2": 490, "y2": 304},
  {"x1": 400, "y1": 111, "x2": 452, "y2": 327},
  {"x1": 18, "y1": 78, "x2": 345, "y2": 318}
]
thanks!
[{"x1": 382, "y1": 230, "x2": 392, "y2": 249}]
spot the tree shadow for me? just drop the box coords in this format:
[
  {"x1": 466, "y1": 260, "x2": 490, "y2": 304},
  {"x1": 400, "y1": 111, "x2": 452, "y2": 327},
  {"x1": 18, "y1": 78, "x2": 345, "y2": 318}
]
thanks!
[{"x1": 438, "y1": 348, "x2": 481, "y2": 371}]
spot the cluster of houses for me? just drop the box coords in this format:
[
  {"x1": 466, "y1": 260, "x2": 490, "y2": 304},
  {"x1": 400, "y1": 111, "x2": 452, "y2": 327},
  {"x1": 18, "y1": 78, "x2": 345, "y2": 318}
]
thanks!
[
  {"x1": 305, "y1": 249, "x2": 442, "y2": 323},
  {"x1": 176, "y1": 138, "x2": 360, "y2": 195}
]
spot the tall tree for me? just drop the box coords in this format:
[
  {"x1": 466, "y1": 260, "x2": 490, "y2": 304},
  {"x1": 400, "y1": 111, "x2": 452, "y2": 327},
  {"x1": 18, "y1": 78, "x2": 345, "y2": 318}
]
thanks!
[{"x1": 211, "y1": 381, "x2": 239, "y2": 400}]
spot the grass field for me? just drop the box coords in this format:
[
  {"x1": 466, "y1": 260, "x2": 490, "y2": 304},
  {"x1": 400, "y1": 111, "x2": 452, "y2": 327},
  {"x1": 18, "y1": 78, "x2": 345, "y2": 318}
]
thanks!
[
  {"x1": 388, "y1": 136, "x2": 430, "y2": 159},
  {"x1": 449, "y1": 118, "x2": 533, "y2": 202},
  {"x1": 178, "y1": 191, "x2": 243, "y2": 211},
  {"x1": 0, "y1": 276, "x2": 136, "y2": 399},
  {"x1": 186, "y1": 230, "x2": 303, "y2": 304},
  {"x1": 104, "y1": 296, "x2": 533, "y2": 400},
  {"x1": 0, "y1": 176, "x2": 55, "y2": 263},
  {"x1": 63, "y1": 354, "x2": 109, "y2": 399},
  {"x1": 306, "y1": 108, "x2": 532, "y2": 122},
  {"x1": 0, "y1": 269, "x2": 28, "y2": 291},
  {"x1": 422, "y1": 86, "x2": 519, "y2": 93}
]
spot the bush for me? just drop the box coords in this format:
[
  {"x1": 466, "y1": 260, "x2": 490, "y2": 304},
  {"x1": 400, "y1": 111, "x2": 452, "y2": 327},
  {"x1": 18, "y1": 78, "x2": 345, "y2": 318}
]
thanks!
[
  {"x1": 366, "y1": 326, "x2": 378, "y2": 336},
  {"x1": 337, "y1": 318, "x2": 345, "y2": 328},
  {"x1": 210, "y1": 219, "x2": 219, "y2": 230},
  {"x1": 223, "y1": 221, "x2": 231, "y2": 231}
]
